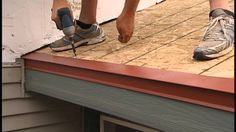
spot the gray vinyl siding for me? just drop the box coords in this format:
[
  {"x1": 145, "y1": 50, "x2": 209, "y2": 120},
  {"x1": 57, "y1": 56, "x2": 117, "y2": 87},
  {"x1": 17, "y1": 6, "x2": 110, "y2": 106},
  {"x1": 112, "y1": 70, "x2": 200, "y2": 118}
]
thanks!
[{"x1": 2, "y1": 60, "x2": 83, "y2": 132}]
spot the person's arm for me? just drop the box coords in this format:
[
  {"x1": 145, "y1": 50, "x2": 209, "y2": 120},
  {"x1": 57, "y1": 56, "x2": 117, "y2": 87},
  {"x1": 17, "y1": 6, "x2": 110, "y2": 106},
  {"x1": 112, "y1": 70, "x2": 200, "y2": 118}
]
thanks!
[
  {"x1": 51, "y1": 0, "x2": 73, "y2": 29},
  {"x1": 116, "y1": 0, "x2": 140, "y2": 43}
]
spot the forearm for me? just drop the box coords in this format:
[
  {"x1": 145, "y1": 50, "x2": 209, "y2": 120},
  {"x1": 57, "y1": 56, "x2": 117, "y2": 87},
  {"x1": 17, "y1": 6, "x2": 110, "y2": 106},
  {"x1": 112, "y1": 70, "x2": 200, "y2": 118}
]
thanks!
[
  {"x1": 121, "y1": 0, "x2": 140, "y2": 16},
  {"x1": 116, "y1": 0, "x2": 140, "y2": 43}
]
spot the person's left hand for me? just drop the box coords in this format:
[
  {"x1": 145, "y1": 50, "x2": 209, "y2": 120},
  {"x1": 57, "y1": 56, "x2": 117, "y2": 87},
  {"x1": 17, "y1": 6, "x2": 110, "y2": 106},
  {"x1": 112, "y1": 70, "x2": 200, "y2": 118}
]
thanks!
[{"x1": 116, "y1": 13, "x2": 135, "y2": 43}]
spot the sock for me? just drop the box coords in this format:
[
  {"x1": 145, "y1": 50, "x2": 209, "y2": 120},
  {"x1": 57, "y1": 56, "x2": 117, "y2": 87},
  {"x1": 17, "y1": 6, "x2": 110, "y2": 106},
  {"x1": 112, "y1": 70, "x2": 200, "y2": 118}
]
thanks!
[
  {"x1": 209, "y1": 8, "x2": 234, "y2": 18},
  {"x1": 76, "y1": 20, "x2": 92, "y2": 29},
  {"x1": 223, "y1": 9, "x2": 235, "y2": 17}
]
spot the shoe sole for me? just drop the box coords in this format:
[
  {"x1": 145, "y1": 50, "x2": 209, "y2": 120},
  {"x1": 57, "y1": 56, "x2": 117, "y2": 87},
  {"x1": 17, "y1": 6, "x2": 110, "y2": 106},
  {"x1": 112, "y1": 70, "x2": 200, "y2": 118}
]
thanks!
[
  {"x1": 50, "y1": 34, "x2": 106, "y2": 52},
  {"x1": 193, "y1": 43, "x2": 234, "y2": 60}
]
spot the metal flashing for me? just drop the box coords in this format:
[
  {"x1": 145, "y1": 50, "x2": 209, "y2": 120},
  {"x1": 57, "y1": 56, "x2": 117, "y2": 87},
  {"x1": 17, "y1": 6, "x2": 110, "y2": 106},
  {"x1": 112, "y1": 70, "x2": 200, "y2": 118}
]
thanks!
[{"x1": 23, "y1": 52, "x2": 234, "y2": 112}]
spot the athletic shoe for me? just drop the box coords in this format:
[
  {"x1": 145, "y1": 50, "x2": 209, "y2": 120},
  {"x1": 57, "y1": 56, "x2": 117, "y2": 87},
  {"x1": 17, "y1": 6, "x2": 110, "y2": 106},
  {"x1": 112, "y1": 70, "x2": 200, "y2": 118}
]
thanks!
[
  {"x1": 193, "y1": 9, "x2": 234, "y2": 60},
  {"x1": 50, "y1": 23, "x2": 106, "y2": 52}
]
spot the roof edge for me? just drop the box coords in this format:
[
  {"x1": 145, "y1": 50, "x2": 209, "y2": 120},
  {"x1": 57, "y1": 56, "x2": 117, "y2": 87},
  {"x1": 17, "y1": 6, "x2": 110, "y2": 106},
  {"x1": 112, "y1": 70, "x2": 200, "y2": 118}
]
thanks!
[{"x1": 23, "y1": 52, "x2": 235, "y2": 112}]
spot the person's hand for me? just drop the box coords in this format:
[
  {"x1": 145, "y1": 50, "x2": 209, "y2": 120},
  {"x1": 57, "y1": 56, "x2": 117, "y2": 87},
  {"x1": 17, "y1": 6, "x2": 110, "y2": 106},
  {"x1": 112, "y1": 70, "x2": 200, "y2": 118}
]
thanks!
[
  {"x1": 116, "y1": 0, "x2": 139, "y2": 43},
  {"x1": 51, "y1": 0, "x2": 73, "y2": 30},
  {"x1": 116, "y1": 13, "x2": 135, "y2": 43}
]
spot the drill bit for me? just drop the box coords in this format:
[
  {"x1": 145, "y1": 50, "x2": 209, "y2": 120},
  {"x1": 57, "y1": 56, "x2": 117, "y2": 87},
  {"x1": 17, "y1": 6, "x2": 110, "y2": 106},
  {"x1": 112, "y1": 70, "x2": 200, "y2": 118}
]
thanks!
[{"x1": 69, "y1": 36, "x2": 76, "y2": 56}]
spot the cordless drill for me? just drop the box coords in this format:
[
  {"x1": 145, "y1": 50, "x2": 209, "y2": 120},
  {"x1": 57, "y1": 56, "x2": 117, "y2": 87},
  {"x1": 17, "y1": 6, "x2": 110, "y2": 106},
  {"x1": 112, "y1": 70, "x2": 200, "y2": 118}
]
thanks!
[{"x1": 57, "y1": 7, "x2": 76, "y2": 56}]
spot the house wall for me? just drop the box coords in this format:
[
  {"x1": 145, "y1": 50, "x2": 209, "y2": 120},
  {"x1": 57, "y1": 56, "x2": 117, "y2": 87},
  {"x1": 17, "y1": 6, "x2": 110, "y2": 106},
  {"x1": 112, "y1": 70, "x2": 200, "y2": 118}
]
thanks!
[{"x1": 2, "y1": 60, "x2": 83, "y2": 132}]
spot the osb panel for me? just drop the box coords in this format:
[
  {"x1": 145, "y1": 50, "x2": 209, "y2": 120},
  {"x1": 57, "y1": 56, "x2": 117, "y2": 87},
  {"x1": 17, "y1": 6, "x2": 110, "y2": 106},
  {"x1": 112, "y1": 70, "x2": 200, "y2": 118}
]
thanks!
[
  {"x1": 97, "y1": 37, "x2": 172, "y2": 64},
  {"x1": 37, "y1": 0, "x2": 234, "y2": 78},
  {"x1": 202, "y1": 56, "x2": 234, "y2": 78},
  {"x1": 127, "y1": 38, "x2": 234, "y2": 75},
  {"x1": 96, "y1": 13, "x2": 209, "y2": 64},
  {"x1": 201, "y1": 56, "x2": 234, "y2": 78}
]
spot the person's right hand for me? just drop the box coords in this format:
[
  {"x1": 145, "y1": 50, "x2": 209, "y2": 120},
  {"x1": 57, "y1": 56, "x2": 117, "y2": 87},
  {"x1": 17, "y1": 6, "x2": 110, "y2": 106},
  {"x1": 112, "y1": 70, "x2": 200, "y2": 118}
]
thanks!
[{"x1": 51, "y1": 0, "x2": 73, "y2": 30}]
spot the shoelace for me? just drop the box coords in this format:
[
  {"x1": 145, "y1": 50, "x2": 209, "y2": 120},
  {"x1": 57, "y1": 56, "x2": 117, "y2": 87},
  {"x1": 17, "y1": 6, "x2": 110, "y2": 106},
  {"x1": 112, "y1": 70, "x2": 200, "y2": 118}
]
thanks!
[{"x1": 202, "y1": 16, "x2": 229, "y2": 41}]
